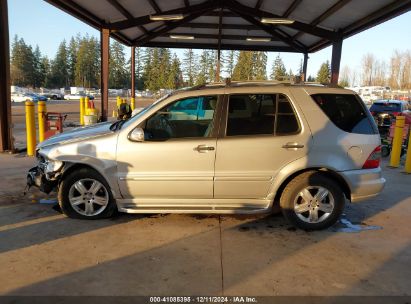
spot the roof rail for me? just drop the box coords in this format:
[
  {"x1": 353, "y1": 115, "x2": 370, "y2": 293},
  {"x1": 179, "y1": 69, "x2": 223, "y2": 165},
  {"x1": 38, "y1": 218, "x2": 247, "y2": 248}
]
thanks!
[{"x1": 182, "y1": 78, "x2": 343, "y2": 91}]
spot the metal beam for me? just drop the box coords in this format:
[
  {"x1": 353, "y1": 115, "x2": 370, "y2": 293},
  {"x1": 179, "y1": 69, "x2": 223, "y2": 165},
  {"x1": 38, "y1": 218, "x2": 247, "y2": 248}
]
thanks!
[
  {"x1": 110, "y1": 1, "x2": 218, "y2": 30},
  {"x1": 147, "y1": 0, "x2": 161, "y2": 13},
  {"x1": 106, "y1": 0, "x2": 149, "y2": 34},
  {"x1": 100, "y1": 28, "x2": 110, "y2": 122},
  {"x1": 133, "y1": 4, "x2": 219, "y2": 46},
  {"x1": 224, "y1": 0, "x2": 338, "y2": 40},
  {"x1": 228, "y1": 9, "x2": 306, "y2": 52},
  {"x1": 293, "y1": 0, "x2": 351, "y2": 40},
  {"x1": 0, "y1": 0, "x2": 13, "y2": 151},
  {"x1": 160, "y1": 32, "x2": 277, "y2": 41},
  {"x1": 143, "y1": 41, "x2": 299, "y2": 52},
  {"x1": 282, "y1": 0, "x2": 303, "y2": 18},
  {"x1": 255, "y1": 0, "x2": 264, "y2": 9},
  {"x1": 330, "y1": 38, "x2": 342, "y2": 84},
  {"x1": 309, "y1": 0, "x2": 411, "y2": 53},
  {"x1": 131, "y1": 46, "x2": 135, "y2": 100},
  {"x1": 182, "y1": 22, "x2": 261, "y2": 30}
]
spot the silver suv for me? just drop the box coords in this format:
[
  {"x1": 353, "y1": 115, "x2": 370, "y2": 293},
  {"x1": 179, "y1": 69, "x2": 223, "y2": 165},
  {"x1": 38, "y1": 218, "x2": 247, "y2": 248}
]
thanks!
[{"x1": 27, "y1": 81, "x2": 385, "y2": 230}]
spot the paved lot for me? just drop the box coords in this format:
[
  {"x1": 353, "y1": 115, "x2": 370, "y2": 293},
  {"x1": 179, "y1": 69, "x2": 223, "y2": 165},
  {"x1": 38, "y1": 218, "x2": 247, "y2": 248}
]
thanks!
[
  {"x1": 11, "y1": 97, "x2": 153, "y2": 150},
  {"x1": 0, "y1": 153, "x2": 410, "y2": 296}
]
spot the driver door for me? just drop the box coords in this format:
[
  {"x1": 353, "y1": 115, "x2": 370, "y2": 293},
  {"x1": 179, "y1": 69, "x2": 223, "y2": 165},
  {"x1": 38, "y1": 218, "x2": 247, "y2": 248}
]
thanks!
[{"x1": 117, "y1": 95, "x2": 221, "y2": 199}]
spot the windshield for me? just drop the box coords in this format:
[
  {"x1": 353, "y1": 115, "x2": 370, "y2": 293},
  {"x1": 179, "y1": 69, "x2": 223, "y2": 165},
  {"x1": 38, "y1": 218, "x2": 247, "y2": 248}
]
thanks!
[{"x1": 112, "y1": 94, "x2": 171, "y2": 131}]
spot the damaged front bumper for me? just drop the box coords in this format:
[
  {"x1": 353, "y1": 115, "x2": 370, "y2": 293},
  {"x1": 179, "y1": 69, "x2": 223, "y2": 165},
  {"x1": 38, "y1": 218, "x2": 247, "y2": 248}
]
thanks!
[{"x1": 26, "y1": 158, "x2": 63, "y2": 194}]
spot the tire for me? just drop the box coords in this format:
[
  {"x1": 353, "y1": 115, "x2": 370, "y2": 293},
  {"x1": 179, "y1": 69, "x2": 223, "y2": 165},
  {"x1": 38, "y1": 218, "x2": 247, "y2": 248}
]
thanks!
[
  {"x1": 280, "y1": 171, "x2": 345, "y2": 230},
  {"x1": 58, "y1": 167, "x2": 116, "y2": 219}
]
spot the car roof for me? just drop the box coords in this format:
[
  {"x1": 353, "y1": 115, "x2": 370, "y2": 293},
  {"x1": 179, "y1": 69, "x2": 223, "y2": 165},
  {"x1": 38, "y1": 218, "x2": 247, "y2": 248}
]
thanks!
[{"x1": 170, "y1": 80, "x2": 351, "y2": 97}]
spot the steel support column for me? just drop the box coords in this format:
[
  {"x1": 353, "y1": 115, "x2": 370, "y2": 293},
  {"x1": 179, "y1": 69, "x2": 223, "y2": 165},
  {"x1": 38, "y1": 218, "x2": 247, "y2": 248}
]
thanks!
[
  {"x1": 0, "y1": 0, "x2": 13, "y2": 152},
  {"x1": 331, "y1": 38, "x2": 342, "y2": 84},
  {"x1": 100, "y1": 28, "x2": 110, "y2": 121},
  {"x1": 302, "y1": 53, "x2": 308, "y2": 81},
  {"x1": 216, "y1": 49, "x2": 221, "y2": 82},
  {"x1": 131, "y1": 46, "x2": 135, "y2": 99}
]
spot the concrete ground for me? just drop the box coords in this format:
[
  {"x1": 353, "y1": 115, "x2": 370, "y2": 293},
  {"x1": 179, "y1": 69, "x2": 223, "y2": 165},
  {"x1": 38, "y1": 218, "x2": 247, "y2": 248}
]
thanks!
[{"x1": 0, "y1": 152, "x2": 410, "y2": 297}]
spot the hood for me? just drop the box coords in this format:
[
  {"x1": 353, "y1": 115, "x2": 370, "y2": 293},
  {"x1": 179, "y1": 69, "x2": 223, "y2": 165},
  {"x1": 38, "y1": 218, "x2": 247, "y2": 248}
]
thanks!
[{"x1": 37, "y1": 121, "x2": 114, "y2": 149}]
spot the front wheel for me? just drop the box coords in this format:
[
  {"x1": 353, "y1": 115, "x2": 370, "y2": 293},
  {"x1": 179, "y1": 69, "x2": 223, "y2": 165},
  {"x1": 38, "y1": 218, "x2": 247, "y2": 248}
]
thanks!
[
  {"x1": 58, "y1": 168, "x2": 116, "y2": 219},
  {"x1": 280, "y1": 171, "x2": 345, "y2": 230}
]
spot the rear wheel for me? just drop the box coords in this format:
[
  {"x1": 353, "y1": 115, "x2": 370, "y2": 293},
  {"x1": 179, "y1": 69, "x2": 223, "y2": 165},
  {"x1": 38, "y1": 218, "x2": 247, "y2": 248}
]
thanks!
[
  {"x1": 280, "y1": 171, "x2": 345, "y2": 230},
  {"x1": 58, "y1": 168, "x2": 116, "y2": 219}
]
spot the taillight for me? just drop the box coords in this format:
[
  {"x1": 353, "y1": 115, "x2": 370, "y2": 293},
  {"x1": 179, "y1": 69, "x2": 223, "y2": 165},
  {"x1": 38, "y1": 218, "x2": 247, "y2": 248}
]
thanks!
[
  {"x1": 370, "y1": 111, "x2": 375, "y2": 115},
  {"x1": 362, "y1": 146, "x2": 381, "y2": 169},
  {"x1": 392, "y1": 112, "x2": 400, "y2": 116}
]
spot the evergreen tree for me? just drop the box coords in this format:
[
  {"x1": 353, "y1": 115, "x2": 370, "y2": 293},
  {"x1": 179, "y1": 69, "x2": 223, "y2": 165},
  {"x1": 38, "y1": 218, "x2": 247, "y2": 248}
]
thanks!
[
  {"x1": 141, "y1": 48, "x2": 153, "y2": 90},
  {"x1": 182, "y1": 49, "x2": 197, "y2": 86},
  {"x1": 10, "y1": 36, "x2": 36, "y2": 87},
  {"x1": 75, "y1": 36, "x2": 100, "y2": 88},
  {"x1": 145, "y1": 48, "x2": 161, "y2": 91},
  {"x1": 270, "y1": 54, "x2": 287, "y2": 80},
  {"x1": 316, "y1": 60, "x2": 331, "y2": 83},
  {"x1": 33, "y1": 46, "x2": 44, "y2": 88},
  {"x1": 208, "y1": 50, "x2": 218, "y2": 82},
  {"x1": 67, "y1": 36, "x2": 78, "y2": 86},
  {"x1": 167, "y1": 54, "x2": 183, "y2": 89},
  {"x1": 232, "y1": 51, "x2": 254, "y2": 81},
  {"x1": 307, "y1": 75, "x2": 315, "y2": 82},
  {"x1": 196, "y1": 50, "x2": 209, "y2": 85},
  {"x1": 50, "y1": 40, "x2": 69, "y2": 88},
  {"x1": 40, "y1": 56, "x2": 51, "y2": 88},
  {"x1": 135, "y1": 47, "x2": 145, "y2": 90},
  {"x1": 223, "y1": 50, "x2": 236, "y2": 78},
  {"x1": 253, "y1": 51, "x2": 267, "y2": 80},
  {"x1": 298, "y1": 59, "x2": 304, "y2": 76},
  {"x1": 109, "y1": 40, "x2": 128, "y2": 88}
]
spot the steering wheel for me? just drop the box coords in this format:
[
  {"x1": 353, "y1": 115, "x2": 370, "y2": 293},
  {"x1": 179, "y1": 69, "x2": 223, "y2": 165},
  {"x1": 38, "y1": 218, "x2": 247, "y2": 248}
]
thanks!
[{"x1": 159, "y1": 114, "x2": 173, "y2": 138}]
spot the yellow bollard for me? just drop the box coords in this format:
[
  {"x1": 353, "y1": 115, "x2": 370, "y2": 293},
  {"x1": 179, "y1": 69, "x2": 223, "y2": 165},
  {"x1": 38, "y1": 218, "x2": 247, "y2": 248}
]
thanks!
[
  {"x1": 404, "y1": 129, "x2": 411, "y2": 173},
  {"x1": 116, "y1": 96, "x2": 122, "y2": 108},
  {"x1": 25, "y1": 101, "x2": 36, "y2": 156},
  {"x1": 130, "y1": 97, "x2": 135, "y2": 111},
  {"x1": 85, "y1": 96, "x2": 90, "y2": 112},
  {"x1": 79, "y1": 97, "x2": 85, "y2": 125},
  {"x1": 390, "y1": 116, "x2": 405, "y2": 168},
  {"x1": 37, "y1": 101, "x2": 47, "y2": 142}
]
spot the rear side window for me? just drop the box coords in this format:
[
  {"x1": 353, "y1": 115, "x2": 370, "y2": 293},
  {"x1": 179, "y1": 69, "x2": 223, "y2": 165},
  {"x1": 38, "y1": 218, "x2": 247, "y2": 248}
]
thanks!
[
  {"x1": 311, "y1": 94, "x2": 378, "y2": 134},
  {"x1": 226, "y1": 94, "x2": 299, "y2": 136}
]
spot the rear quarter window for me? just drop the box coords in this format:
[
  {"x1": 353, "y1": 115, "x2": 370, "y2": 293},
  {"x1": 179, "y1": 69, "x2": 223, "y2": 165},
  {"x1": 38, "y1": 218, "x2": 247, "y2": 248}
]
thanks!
[{"x1": 311, "y1": 93, "x2": 378, "y2": 135}]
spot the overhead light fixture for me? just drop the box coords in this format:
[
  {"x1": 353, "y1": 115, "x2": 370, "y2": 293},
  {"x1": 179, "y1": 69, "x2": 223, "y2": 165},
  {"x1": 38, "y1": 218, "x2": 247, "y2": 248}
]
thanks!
[
  {"x1": 150, "y1": 14, "x2": 184, "y2": 21},
  {"x1": 246, "y1": 37, "x2": 271, "y2": 42},
  {"x1": 260, "y1": 17, "x2": 295, "y2": 24},
  {"x1": 169, "y1": 34, "x2": 195, "y2": 40}
]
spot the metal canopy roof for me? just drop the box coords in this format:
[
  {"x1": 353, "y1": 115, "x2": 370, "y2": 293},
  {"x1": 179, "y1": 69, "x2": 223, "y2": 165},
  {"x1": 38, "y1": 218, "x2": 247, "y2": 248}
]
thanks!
[{"x1": 45, "y1": 0, "x2": 411, "y2": 53}]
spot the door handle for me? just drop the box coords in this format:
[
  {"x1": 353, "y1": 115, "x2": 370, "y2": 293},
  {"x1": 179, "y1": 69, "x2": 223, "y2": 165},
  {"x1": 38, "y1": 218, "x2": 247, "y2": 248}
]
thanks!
[
  {"x1": 194, "y1": 145, "x2": 215, "y2": 152},
  {"x1": 282, "y1": 142, "x2": 304, "y2": 149}
]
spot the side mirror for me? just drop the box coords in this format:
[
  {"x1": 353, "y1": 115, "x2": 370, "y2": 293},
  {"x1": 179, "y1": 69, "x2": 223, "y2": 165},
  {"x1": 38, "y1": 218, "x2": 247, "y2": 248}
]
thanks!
[{"x1": 128, "y1": 127, "x2": 145, "y2": 142}]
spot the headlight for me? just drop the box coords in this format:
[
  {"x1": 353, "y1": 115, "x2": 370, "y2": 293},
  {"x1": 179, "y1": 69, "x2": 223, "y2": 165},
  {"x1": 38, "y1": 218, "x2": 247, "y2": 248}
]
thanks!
[{"x1": 45, "y1": 160, "x2": 64, "y2": 173}]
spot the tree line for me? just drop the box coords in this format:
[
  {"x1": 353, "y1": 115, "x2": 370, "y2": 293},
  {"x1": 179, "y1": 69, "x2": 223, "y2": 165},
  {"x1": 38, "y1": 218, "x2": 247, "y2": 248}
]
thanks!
[
  {"x1": 12, "y1": 34, "x2": 408, "y2": 91},
  {"x1": 10, "y1": 35, "x2": 306, "y2": 91}
]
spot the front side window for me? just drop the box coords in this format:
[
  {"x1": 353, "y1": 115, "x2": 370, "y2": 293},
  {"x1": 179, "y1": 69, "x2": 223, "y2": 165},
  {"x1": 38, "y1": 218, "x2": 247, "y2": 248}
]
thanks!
[
  {"x1": 226, "y1": 94, "x2": 299, "y2": 136},
  {"x1": 145, "y1": 95, "x2": 218, "y2": 141}
]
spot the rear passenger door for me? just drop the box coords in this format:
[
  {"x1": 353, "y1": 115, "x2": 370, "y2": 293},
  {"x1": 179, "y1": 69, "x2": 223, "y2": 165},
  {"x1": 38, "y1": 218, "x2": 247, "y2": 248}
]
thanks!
[{"x1": 214, "y1": 93, "x2": 311, "y2": 199}]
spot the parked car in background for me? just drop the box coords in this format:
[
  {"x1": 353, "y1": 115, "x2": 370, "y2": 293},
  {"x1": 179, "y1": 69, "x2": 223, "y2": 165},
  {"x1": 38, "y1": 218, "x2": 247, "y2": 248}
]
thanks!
[
  {"x1": 64, "y1": 93, "x2": 95, "y2": 100},
  {"x1": 26, "y1": 93, "x2": 47, "y2": 102},
  {"x1": 27, "y1": 81, "x2": 385, "y2": 230},
  {"x1": 369, "y1": 100, "x2": 409, "y2": 129},
  {"x1": 42, "y1": 92, "x2": 64, "y2": 100},
  {"x1": 11, "y1": 93, "x2": 39, "y2": 103}
]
